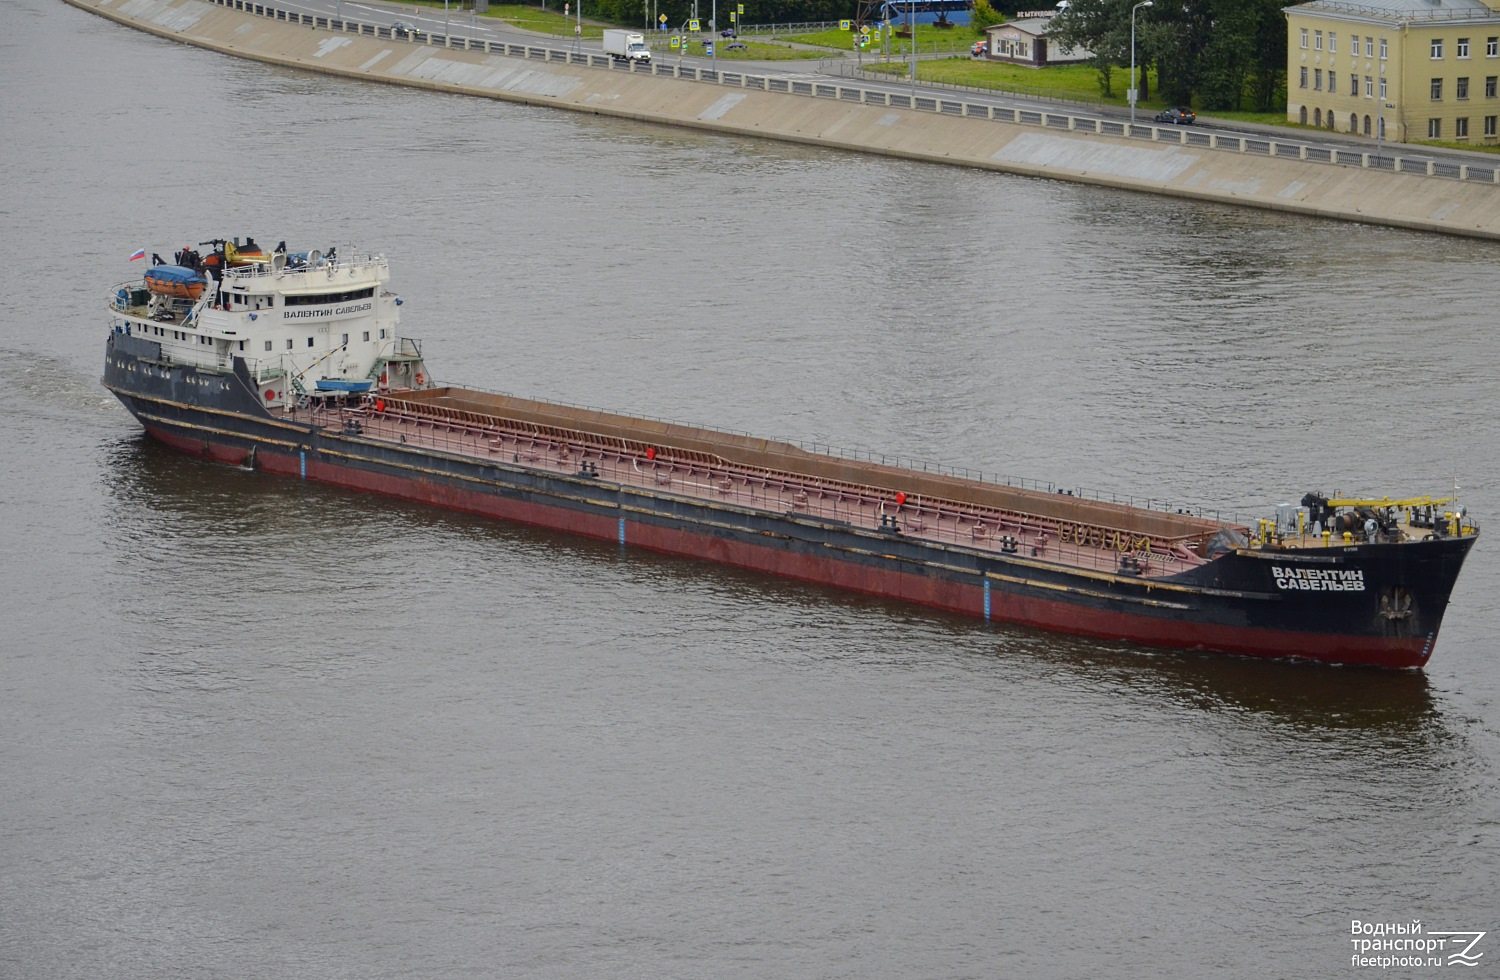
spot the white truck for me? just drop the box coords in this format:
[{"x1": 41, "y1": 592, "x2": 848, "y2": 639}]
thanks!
[{"x1": 603, "y1": 29, "x2": 652, "y2": 63}]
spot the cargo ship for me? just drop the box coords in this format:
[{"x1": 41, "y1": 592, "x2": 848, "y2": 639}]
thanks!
[{"x1": 103, "y1": 239, "x2": 1480, "y2": 668}]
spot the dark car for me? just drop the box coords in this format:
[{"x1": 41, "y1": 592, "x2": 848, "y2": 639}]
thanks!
[
  {"x1": 1154, "y1": 106, "x2": 1196, "y2": 125},
  {"x1": 391, "y1": 20, "x2": 418, "y2": 38},
  {"x1": 719, "y1": 27, "x2": 736, "y2": 37}
]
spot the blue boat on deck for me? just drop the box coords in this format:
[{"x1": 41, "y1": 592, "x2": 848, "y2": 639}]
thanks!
[{"x1": 314, "y1": 379, "x2": 374, "y2": 393}]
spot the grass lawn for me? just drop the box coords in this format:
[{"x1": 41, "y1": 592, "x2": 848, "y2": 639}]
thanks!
[
  {"x1": 687, "y1": 40, "x2": 828, "y2": 59},
  {"x1": 862, "y1": 57, "x2": 1155, "y2": 105},
  {"x1": 860, "y1": 57, "x2": 1288, "y2": 121},
  {"x1": 403, "y1": 2, "x2": 821, "y2": 56},
  {"x1": 663, "y1": 38, "x2": 825, "y2": 60},
  {"x1": 399, "y1": 2, "x2": 606, "y2": 36},
  {"x1": 782, "y1": 23, "x2": 980, "y2": 56}
]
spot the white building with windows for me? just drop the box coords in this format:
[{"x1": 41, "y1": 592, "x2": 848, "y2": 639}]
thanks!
[{"x1": 982, "y1": 15, "x2": 1092, "y2": 67}]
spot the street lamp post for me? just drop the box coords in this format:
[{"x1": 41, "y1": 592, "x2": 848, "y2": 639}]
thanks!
[
  {"x1": 1377, "y1": 100, "x2": 1394, "y2": 165},
  {"x1": 1130, "y1": 0, "x2": 1152, "y2": 125},
  {"x1": 909, "y1": 0, "x2": 917, "y2": 100}
]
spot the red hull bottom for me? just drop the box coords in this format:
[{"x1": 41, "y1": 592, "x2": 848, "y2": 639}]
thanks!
[{"x1": 145, "y1": 427, "x2": 1432, "y2": 668}]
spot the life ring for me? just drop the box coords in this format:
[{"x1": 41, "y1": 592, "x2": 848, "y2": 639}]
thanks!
[{"x1": 415, "y1": 372, "x2": 426, "y2": 386}]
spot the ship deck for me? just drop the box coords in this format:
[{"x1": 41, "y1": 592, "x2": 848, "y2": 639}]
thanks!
[{"x1": 284, "y1": 387, "x2": 1252, "y2": 581}]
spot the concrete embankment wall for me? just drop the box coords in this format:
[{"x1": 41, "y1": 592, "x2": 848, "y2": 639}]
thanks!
[{"x1": 66, "y1": 0, "x2": 1500, "y2": 239}]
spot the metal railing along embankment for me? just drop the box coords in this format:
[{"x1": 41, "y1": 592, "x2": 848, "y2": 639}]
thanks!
[{"x1": 205, "y1": 0, "x2": 1500, "y2": 185}]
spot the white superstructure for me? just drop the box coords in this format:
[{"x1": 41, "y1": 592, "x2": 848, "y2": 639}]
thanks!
[{"x1": 108, "y1": 241, "x2": 428, "y2": 409}]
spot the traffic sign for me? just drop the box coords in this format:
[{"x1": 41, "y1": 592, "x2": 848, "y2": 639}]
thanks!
[
  {"x1": 659, "y1": 12, "x2": 667, "y2": 22},
  {"x1": 840, "y1": 18, "x2": 851, "y2": 30},
  {"x1": 689, "y1": 18, "x2": 700, "y2": 30}
]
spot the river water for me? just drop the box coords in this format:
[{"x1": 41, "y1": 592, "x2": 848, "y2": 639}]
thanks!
[{"x1": 4, "y1": 1, "x2": 1499, "y2": 976}]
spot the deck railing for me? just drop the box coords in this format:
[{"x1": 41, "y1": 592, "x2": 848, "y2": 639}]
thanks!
[
  {"x1": 310, "y1": 397, "x2": 1221, "y2": 572},
  {"x1": 365, "y1": 384, "x2": 1252, "y2": 528}
]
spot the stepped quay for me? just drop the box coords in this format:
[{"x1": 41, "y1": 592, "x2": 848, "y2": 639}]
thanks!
[{"x1": 69, "y1": 0, "x2": 1500, "y2": 238}]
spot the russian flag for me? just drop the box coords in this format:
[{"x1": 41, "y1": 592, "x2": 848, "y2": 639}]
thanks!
[{"x1": 129, "y1": 248, "x2": 147, "y2": 262}]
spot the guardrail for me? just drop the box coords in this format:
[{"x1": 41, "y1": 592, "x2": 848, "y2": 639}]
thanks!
[{"x1": 207, "y1": 0, "x2": 1500, "y2": 185}]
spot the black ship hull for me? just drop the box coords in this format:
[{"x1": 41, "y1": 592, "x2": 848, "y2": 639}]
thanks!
[{"x1": 105, "y1": 333, "x2": 1476, "y2": 668}]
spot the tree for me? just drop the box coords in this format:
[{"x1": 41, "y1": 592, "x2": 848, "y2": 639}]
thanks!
[
  {"x1": 971, "y1": 0, "x2": 1005, "y2": 34},
  {"x1": 1048, "y1": 0, "x2": 1132, "y2": 98},
  {"x1": 1245, "y1": 0, "x2": 1288, "y2": 111},
  {"x1": 1050, "y1": 0, "x2": 1292, "y2": 111}
]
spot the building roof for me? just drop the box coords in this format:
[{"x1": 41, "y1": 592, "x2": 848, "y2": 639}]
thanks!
[
  {"x1": 1289, "y1": 0, "x2": 1500, "y2": 22},
  {"x1": 997, "y1": 15, "x2": 1055, "y2": 35}
]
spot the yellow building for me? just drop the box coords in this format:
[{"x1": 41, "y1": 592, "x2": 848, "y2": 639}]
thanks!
[{"x1": 1286, "y1": 0, "x2": 1500, "y2": 144}]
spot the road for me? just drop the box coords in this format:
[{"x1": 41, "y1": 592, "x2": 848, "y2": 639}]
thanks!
[{"x1": 279, "y1": 0, "x2": 1496, "y2": 180}]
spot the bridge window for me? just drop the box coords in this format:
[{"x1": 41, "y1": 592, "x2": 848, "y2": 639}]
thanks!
[{"x1": 282, "y1": 287, "x2": 377, "y2": 307}]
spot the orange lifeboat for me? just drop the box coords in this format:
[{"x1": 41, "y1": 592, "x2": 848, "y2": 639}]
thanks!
[{"x1": 143, "y1": 265, "x2": 207, "y2": 300}]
